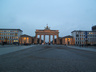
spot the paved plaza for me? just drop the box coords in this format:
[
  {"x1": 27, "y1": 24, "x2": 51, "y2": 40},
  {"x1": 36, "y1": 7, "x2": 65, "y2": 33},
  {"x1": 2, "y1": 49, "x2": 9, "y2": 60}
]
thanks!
[{"x1": 0, "y1": 45, "x2": 96, "y2": 72}]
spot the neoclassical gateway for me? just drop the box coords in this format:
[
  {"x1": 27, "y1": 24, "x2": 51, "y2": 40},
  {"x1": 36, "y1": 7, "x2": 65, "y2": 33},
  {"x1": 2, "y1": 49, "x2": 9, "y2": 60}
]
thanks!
[{"x1": 34, "y1": 25, "x2": 59, "y2": 44}]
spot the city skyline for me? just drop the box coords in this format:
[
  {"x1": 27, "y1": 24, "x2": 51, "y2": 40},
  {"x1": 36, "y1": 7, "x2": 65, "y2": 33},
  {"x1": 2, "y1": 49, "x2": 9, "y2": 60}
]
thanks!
[{"x1": 0, "y1": 0, "x2": 96, "y2": 38}]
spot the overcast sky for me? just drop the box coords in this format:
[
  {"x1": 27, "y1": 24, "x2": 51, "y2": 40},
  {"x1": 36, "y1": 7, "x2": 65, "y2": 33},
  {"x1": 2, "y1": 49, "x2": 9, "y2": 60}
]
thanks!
[{"x1": 0, "y1": 0, "x2": 96, "y2": 39}]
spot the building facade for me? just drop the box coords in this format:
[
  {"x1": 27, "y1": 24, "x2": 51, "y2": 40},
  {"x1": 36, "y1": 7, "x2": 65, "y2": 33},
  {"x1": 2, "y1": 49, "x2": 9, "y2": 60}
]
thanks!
[
  {"x1": 62, "y1": 35, "x2": 75, "y2": 45},
  {"x1": 71, "y1": 30, "x2": 96, "y2": 45},
  {"x1": 19, "y1": 34, "x2": 32, "y2": 45},
  {"x1": 0, "y1": 29, "x2": 22, "y2": 44}
]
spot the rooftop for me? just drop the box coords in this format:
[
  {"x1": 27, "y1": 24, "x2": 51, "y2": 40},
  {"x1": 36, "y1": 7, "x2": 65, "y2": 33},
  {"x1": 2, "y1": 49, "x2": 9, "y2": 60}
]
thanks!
[
  {"x1": 20, "y1": 34, "x2": 32, "y2": 37},
  {"x1": 71, "y1": 30, "x2": 96, "y2": 33},
  {"x1": 0, "y1": 29, "x2": 23, "y2": 32},
  {"x1": 63, "y1": 35, "x2": 73, "y2": 38}
]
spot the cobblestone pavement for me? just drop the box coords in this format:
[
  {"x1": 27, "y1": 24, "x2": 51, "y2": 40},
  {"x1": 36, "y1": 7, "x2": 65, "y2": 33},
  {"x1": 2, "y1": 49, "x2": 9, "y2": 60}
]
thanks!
[
  {"x1": 0, "y1": 45, "x2": 35, "y2": 55},
  {"x1": 68, "y1": 46, "x2": 96, "y2": 52},
  {"x1": 0, "y1": 45, "x2": 96, "y2": 72}
]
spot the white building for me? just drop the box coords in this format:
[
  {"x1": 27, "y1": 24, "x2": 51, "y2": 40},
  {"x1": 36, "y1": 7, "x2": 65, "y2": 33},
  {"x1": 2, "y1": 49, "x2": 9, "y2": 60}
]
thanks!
[
  {"x1": 71, "y1": 30, "x2": 96, "y2": 45},
  {"x1": 0, "y1": 29, "x2": 23, "y2": 44}
]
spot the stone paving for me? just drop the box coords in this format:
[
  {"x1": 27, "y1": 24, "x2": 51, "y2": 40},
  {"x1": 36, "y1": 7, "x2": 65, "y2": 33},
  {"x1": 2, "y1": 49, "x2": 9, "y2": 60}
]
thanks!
[
  {"x1": 0, "y1": 45, "x2": 96, "y2": 72},
  {"x1": 0, "y1": 45, "x2": 35, "y2": 55},
  {"x1": 68, "y1": 45, "x2": 96, "y2": 52}
]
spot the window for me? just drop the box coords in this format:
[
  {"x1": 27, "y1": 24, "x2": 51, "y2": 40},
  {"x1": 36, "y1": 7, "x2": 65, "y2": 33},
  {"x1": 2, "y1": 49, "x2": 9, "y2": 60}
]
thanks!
[
  {"x1": 14, "y1": 31, "x2": 17, "y2": 32},
  {"x1": 14, "y1": 40, "x2": 18, "y2": 42},
  {"x1": 2, "y1": 33, "x2": 3, "y2": 35},
  {"x1": 76, "y1": 34, "x2": 79, "y2": 37},
  {"x1": 15, "y1": 33, "x2": 18, "y2": 36},
  {"x1": 0, "y1": 30, "x2": 2, "y2": 32},
  {"x1": 81, "y1": 32, "x2": 83, "y2": 34}
]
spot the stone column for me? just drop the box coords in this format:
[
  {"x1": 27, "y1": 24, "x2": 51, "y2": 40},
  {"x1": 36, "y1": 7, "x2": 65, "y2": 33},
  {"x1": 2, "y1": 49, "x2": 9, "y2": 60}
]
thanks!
[
  {"x1": 21, "y1": 37, "x2": 22, "y2": 44},
  {"x1": 56, "y1": 34, "x2": 58, "y2": 44},
  {"x1": 49, "y1": 35, "x2": 50, "y2": 44},
  {"x1": 35, "y1": 34, "x2": 38, "y2": 44},
  {"x1": 44, "y1": 35, "x2": 45, "y2": 44},
  {"x1": 26, "y1": 37, "x2": 27, "y2": 43},
  {"x1": 39, "y1": 35, "x2": 41, "y2": 44},
  {"x1": 53, "y1": 35, "x2": 54, "y2": 44}
]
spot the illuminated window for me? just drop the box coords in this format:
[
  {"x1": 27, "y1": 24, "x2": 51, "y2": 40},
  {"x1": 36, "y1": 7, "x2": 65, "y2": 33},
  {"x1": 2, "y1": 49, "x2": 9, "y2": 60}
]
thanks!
[
  {"x1": 82, "y1": 38, "x2": 83, "y2": 40},
  {"x1": 24, "y1": 37, "x2": 26, "y2": 40},
  {"x1": 15, "y1": 33, "x2": 18, "y2": 36},
  {"x1": 0, "y1": 33, "x2": 1, "y2": 35},
  {"x1": 14, "y1": 40, "x2": 18, "y2": 42},
  {"x1": 27, "y1": 37, "x2": 29, "y2": 40},
  {"x1": 68, "y1": 38, "x2": 70, "y2": 41},
  {"x1": 15, "y1": 37, "x2": 18, "y2": 39}
]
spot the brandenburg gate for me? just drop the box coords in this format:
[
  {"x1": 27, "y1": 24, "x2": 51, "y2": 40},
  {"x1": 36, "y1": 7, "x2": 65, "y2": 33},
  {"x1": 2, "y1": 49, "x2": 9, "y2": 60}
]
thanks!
[{"x1": 34, "y1": 25, "x2": 59, "y2": 44}]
